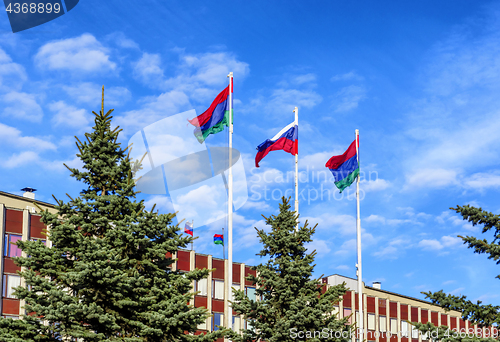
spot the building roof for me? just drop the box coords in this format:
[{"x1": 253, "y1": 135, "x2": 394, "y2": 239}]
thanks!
[{"x1": 0, "y1": 190, "x2": 55, "y2": 208}]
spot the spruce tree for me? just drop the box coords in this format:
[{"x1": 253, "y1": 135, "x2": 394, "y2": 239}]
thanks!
[
  {"x1": 413, "y1": 205, "x2": 500, "y2": 342},
  {"x1": 0, "y1": 88, "x2": 225, "y2": 342},
  {"x1": 230, "y1": 197, "x2": 352, "y2": 342}
]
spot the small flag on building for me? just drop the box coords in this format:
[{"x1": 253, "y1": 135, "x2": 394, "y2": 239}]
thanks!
[
  {"x1": 325, "y1": 136, "x2": 359, "y2": 192},
  {"x1": 184, "y1": 221, "x2": 193, "y2": 236},
  {"x1": 213, "y1": 234, "x2": 224, "y2": 245},
  {"x1": 255, "y1": 121, "x2": 298, "y2": 167}
]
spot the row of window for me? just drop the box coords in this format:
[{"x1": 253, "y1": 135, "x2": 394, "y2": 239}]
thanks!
[
  {"x1": 342, "y1": 308, "x2": 441, "y2": 339},
  {"x1": 195, "y1": 279, "x2": 256, "y2": 301},
  {"x1": 198, "y1": 313, "x2": 255, "y2": 332}
]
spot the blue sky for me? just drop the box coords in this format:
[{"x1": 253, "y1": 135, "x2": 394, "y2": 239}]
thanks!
[{"x1": 1, "y1": 0, "x2": 500, "y2": 305}]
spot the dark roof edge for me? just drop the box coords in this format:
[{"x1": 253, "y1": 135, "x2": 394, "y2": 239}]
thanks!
[{"x1": 0, "y1": 190, "x2": 56, "y2": 209}]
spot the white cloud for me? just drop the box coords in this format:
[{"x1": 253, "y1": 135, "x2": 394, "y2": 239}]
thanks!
[
  {"x1": 49, "y1": 101, "x2": 90, "y2": 129},
  {"x1": 449, "y1": 287, "x2": 466, "y2": 295},
  {"x1": 0, "y1": 123, "x2": 55, "y2": 151},
  {"x1": 115, "y1": 90, "x2": 191, "y2": 135},
  {"x1": 293, "y1": 73, "x2": 317, "y2": 85},
  {"x1": 335, "y1": 265, "x2": 350, "y2": 271},
  {"x1": 35, "y1": 33, "x2": 116, "y2": 73},
  {"x1": 63, "y1": 83, "x2": 131, "y2": 106},
  {"x1": 331, "y1": 71, "x2": 364, "y2": 82},
  {"x1": 4, "y1": 151, "x2": 39, "y2": 168},
  {"x1": 333, "y1": 85, "x2": 366, "y2": 112},
  {"x1": 365, "y1": 214, "x2": 386, "y2": 224},
  {"x1": 105, "y1": 32, "x2": 139, "y2": 49},
  {"x1": 306, "y1": 239, "x2": 331, "y2": 258},
  {"x1": 405, "y1": 168, "x2": 458, "y2": 189},
  {"x1": 303, "y1": 213, "x2": 356, "y2": 235},
  {"x1": 401, "y1": 18, "x2": 500, "y2": 192},
  {"x1": 418, "y1": 239, "x2": 444, "y2": 251},
  {"x1": 0, "y1": 48, "x2": 27, "y2": 92},
  {"x1": 463, "y1": 172, "x2": 500, "y2": 190},
  {"x1": 162, "y1": 51, "x2": 249, "y2": 99},
  {"x1": 418, "y1": 235, "x2": 462, "y2": 251},
  {"x1": 2, "y1": 151, "x2": 79, "y2": 172},
  {"x1": 249, "y1": 88, "x2": 322, "y2": 118},
  {"x1": 133, "y1": 53, "x2": 164, "y2": 85},
  {"x1": 373, "y1": 245, "x2": 398, "y2": 259},
  {"x1": 1, "y1": 92, "x2": 43, "y2": 122},
  {"x1": 361, "y1": 178, "x2": 390, "y2": 192}
]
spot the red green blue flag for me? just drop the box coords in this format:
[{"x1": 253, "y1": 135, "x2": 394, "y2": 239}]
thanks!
[
  {"x1": 325, "y1": 137, "x2": 359, "y2": 192},
  {"x1": 213, "y1": 234, "x2": 223, "y2": 245},
  {"x1": 188, "y1": 84, "x2": 233, "y2": 143}
]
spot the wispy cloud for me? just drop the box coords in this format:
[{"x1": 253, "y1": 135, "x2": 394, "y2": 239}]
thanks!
[{"x1": 35, "y1": 33, "x2": 117, "y2": 74}]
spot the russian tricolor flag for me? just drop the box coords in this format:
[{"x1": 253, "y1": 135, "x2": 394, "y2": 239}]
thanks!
[
  {"x1": 325, "y1": 136, "x2": 359, "y2": 192},
  {"x1": 255, "y1": 122, "x2": 298, "y2": 167},
  {"x1": 184, "y1": 221, "x2": 193, "y2": 236}
]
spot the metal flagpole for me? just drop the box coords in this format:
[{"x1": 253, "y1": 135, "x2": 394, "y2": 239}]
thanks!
[
  {"x1": 191, "y1": 220, "x2": 194, "y2": 251},
  {"x1": 222, "y1": 227, "x2": 225, "y2": 260},
  {"x1": 226, "y1": 72, "x2": 234, "y2": 337},
  {"x1": 355, "y1": 129, "x2": 364, "y2": 342},
  {"x1": 294, "y1": 107, "x2": 299, "y2": 232}
]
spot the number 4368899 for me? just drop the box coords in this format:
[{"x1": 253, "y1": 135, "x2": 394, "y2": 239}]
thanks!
[{"x1": 6, "y1": 2, "x2": 61, "y2": 14}]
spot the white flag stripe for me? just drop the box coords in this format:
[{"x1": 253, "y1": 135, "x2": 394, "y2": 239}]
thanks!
[{"x1": 271, "y1": 121, "x2": 296, "y2": 141}]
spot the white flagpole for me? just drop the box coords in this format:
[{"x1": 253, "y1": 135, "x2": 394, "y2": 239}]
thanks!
[
  {"x1": 294, "y1": 107, "x2": 299, "y2": 232},
  {"x1": 226, "y1": 72, "x2": 234, "y2": 337},
  {"x1": 355, "y1": 129, "x2": 364, "y2": 342},
  {"x1": 191, "y1": 220, "x2": 194, "y2": 251}
]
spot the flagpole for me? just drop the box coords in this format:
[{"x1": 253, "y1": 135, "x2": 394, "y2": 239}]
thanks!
[
  {"x1": 222, "y1": 228, "x2": 225, "y2": 260},
  {"x1": 226, "y1": 72, "x2": 234, "y2": 336},
  {"x1": 293, "y1": 107, "x2": 299, "y2": 231},
  {"x1": 191, "y1": 220, "x2": 194, "y2": 251},
  {"x1": 355, "y1": 129, "x2": 364, "y2": 342}
]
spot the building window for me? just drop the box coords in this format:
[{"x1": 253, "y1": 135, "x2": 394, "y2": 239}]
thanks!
[
  {"x1": 4, "y1": 234, "x2": 22, "y2": 257},
  {"x1": 233, "y1": 316, "x2": 241, "y2": 332},
  {"x1": 213, "y1": 280, "x2": 224, "y2": 300},
  {"x1": 246, "y1": 286, "x2": 256, "y2": 301},
  {"x1": 401, "y1": 321, "x2": 409, "y2": 337},
  {"x1": 390, "y1": 318, "x2": 397, "y2": 334},
  {"x1": 212, "y1": 312, "x2": 223, "y2": 331},
  {"x1": 2, "y1": 274, "x2": 21, "y2": 298},
  {"x1": 367, "y1": 313, "x2": 375, "y2": 330},
  {"x1": 31, "y1": 238, "x2": 46, "y2": 245},
  {"x1": 197, "y1": 319, "x2": 207, "y2": 331},
  {"x1": 196, "y1": 278, "x2": 207, "y2": 296},
  {"x1": 344, "y1": 309, "x2": 352, "y2": 324},
  {"x1": 379, "y1": 316, "x2": 387, "y2": 332},
  {"x1": 246, "y1": 319, "x2": 256, "y2": 332}
]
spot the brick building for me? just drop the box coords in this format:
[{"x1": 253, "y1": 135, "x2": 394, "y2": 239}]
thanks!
[{"x1": 0, "y1": 189, "x2": 495, "y2": 341}]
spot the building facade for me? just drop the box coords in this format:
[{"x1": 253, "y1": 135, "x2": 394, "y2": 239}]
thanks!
[
  {"x1": 322, "y1": 274, "x2": 498, "y2": 342},
  {"x1": 0, "y1": 189, "x2": 57, "y2": 319},
  {"x1": 0, "y1": 190, "x2": 495, "y2": 341}
]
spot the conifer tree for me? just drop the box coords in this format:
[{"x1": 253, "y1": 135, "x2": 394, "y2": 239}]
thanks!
[
  {"x1": 230, "y1": 198, "x2": 352, "y2": 342},
  {"x1": 0, "y1": 88, "x2": 224, "y2": 342},
  {"x1": 413, "y1": 205, "x2": 500, "y2": 342}
]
